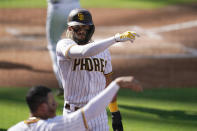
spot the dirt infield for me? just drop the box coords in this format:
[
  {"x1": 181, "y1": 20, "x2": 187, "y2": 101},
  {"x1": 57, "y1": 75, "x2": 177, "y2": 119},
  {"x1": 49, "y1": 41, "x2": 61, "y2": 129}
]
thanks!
[{"x1": 0, "y1": 5, "x2": 197, "y2": 88}]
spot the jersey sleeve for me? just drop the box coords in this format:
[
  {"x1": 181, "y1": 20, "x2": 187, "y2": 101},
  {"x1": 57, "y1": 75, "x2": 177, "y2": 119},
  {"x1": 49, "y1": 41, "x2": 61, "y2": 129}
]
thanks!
[
  {"x1": 56, "y1": 39, "x2": 77, "y2": 60},
  {"x1": 8, "y1": 121, "x2": 28, "y2": 131},
  {"x1": 45, "y1": 112, "x2": 86, "y2": 131},
  {"x1": 104, "y1": 49, "x2": 113, "y2": 75}
]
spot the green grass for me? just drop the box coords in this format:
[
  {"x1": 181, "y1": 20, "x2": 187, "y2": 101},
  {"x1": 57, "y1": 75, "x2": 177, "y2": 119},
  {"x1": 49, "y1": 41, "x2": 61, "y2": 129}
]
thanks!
[
  {"x1": 113, "y1": 87, "x2": 197, "y2": 131},
  {"x1": 0, "y1": 0, "x2": 197, "y2": 8},
  {"x1": 0, "y1": 0, "x2": 46, "y2": 8},
  {"x1": 81, "y1": 0, "x2": 197, "y2": 9},
  {"x1": 0, "y1": 87, "x2": 197, "y2": 131}
]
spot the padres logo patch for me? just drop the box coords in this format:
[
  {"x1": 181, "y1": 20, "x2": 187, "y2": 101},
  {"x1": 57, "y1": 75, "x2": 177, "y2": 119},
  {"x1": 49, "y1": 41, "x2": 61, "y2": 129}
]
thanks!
[{"x1": 78, "y1": 13, "x2": 84, "y2": 21}]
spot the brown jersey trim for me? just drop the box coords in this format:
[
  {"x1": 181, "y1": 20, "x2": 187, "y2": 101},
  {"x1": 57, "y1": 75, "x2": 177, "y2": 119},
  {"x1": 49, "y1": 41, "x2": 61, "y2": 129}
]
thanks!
[
  {"x1": 81, "y1": 108, "x2": 89, "y2": 129},
  {"x1": 104, "y1": 72, "x2": 113, "y2": 77},
  {"x1": 65, "y1": 44, "x2": 76, "y2": 59},
  {"x1": 24, "y1": 117, "x2": 40, "y2": 125}
]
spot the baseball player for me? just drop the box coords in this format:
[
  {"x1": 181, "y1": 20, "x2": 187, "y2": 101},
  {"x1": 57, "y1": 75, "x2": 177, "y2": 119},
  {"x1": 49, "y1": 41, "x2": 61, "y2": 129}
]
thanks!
[
  {"x1": 46, "y1": 0, "x2": 81, "y2": 95},
  {"x1": 56, "y1": 8, "x2": 140, "y2": 131},
  {"x1": 8, "y1": 76, "x2": 143, "y2": 131}
]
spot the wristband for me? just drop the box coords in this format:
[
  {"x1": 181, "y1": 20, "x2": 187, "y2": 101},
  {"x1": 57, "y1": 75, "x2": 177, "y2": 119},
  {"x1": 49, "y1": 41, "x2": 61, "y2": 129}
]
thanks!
[{"x1": 109, "y1": 101, "x2": 118, "y2": 112}]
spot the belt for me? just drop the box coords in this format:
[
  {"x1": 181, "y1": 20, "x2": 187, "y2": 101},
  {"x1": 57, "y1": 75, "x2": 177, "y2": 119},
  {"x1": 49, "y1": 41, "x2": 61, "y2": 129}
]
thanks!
[
  {"x1": 65, "y1": 103, "x2": 80, "y2": 111},
  {"x1": 50, "y1": 0, "x2": 60, "y2": 4}
]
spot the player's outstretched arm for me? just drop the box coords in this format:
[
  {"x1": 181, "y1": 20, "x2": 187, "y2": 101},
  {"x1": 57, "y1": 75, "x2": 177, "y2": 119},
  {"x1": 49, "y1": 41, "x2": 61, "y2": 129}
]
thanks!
[
  {"x1": 79, "y1": 76, "x2": 142, "y2": 129},
  {"x1": 68, "y1": 31, "x2": 140, "y2": 58}
]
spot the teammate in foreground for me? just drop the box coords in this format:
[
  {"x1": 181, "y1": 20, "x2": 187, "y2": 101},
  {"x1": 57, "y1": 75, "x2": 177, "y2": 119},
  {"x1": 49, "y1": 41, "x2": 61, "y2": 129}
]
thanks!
[
  {"x1": 46, "y1": 0, "x2": 81, "y2": 95},
  {"x1": 56, "y1": 8, "x2": 140, "y2": 131},
  {"x1": 8, "y1": 76, "x2": 142, "y2": 131}
]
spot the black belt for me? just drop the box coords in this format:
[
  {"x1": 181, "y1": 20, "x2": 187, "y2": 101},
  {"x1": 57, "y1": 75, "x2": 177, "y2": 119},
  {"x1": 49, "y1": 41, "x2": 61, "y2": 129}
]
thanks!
[
  {"x1": 65, "y1": 103, "x2": 80, "y2": 111},
  {"x1": 51, "y1": 0, "x2": 59, "y2": 4}
]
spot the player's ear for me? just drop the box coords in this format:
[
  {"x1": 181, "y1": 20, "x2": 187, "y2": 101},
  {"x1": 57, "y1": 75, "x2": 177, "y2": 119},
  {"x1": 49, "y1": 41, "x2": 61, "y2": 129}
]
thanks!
[
  {"x1": 38, "y1": 103, "x2": 48, "y2": 113},
  {"x1": 68, "y1": 26, "x2": 72, "y2": 31}
]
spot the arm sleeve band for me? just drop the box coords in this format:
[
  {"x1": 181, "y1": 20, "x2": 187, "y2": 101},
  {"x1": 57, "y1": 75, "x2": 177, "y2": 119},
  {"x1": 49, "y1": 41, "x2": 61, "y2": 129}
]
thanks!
[
  {"x1": 68, "y1": 37, "x2": 116, "y2": 58},
  {"x1": 108, "y1": 101, "x2": 119, "y2": 112}
]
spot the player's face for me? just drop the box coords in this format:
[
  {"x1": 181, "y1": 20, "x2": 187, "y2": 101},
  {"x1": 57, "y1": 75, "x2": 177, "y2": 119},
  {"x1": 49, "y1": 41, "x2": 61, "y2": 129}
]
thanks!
[
  {"x1": 71, "y1": 25, "x2": 90, "y2": 40},
  {"x1": 45, "y1": 93, "x2": 58, "y2": 118}
]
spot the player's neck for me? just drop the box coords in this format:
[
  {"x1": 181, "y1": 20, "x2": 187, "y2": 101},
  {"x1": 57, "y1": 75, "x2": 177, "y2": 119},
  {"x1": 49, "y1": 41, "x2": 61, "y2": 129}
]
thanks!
[{"x1": 30, "y1": 112, "x2": 48, "y2": 120}]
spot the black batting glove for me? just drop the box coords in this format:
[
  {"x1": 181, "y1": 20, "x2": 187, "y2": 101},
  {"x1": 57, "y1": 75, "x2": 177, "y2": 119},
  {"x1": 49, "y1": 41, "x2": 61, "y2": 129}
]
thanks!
[{"x1": 111, "y1": 111, "x2": 123, "y2": 131}]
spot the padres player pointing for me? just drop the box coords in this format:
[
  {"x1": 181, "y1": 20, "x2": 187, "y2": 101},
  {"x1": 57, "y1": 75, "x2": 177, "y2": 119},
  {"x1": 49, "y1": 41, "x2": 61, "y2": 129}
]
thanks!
[{"x1": 56, "y1": 8, "x2": 140, "y2": 131}]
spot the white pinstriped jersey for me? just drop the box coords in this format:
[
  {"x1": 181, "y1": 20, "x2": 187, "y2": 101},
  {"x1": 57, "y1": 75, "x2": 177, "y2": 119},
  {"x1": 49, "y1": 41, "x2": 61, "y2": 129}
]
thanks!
[
  {"x1": 8, "y1": 114, "x2": 86, "y2": 131},
  {"x1": 56, "y1": 39, "x2": 112, "y2": 107},
  {"x1": 57, "y1": 39, "x2": 112, "y2": 131}
]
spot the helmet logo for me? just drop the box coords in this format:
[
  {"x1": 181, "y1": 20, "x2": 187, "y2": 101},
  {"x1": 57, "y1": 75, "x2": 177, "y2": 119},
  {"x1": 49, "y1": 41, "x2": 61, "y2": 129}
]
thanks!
[{"x1": 78, "y1": 13, "x2": 84, "y2": 21}]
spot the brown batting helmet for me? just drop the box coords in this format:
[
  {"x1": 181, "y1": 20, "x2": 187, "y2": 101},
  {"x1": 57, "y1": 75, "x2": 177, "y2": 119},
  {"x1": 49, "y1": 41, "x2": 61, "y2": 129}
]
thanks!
[
  {"x1": 67, "y1": 8, "x2": 95, "y2": 45},
  {"x1": 68, "y1": 8, "x2": 94, "y2": 26}
]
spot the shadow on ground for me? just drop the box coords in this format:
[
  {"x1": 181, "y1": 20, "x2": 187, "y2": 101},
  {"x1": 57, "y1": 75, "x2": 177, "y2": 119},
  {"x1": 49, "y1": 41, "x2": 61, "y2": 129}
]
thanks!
[
  {"x1": 0, "y1": 61, "x2": 52, "y2": 73},
  {"x1": 120, "y1": 105, "x2": 197, "y2": 121},
  {"x1": 0, "y1": 128, "x2": 7, "y2": 131}
]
